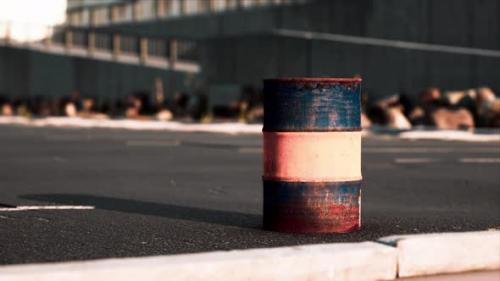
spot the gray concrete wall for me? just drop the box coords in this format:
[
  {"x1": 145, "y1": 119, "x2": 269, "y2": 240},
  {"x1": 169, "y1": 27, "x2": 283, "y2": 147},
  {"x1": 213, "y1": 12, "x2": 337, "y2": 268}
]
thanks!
[
  {"x1": 0, "y1": 46, "x2": 193, "y2": 102},
  {"x1": 0, "y1": 48, "x2": 31, "y2": 98},
  {"x1": 201, "y1": 34, "x2": 500, "y2": 98}
]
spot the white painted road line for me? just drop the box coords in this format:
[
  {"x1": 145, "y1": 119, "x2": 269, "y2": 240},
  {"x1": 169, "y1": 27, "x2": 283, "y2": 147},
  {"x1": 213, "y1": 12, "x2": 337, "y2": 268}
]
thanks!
[
  {"x1": 394, "y1": 157, "x2": 500, "y2": 164},
  {"x1": 459, "y1": 158, "x2": 500, "y2": 164},
  {"x1": 0, "y1": 205, "x2": 95, "y2": 212},
  {"x1": 394, "y1": 158, "x2": 439, "y2": 164},
  {"x1": 399, "y1": 130, "x2": 500, "y2": 142},
  {"x1": 364, "y1": 147, "x2": 499, "y2": 153}
]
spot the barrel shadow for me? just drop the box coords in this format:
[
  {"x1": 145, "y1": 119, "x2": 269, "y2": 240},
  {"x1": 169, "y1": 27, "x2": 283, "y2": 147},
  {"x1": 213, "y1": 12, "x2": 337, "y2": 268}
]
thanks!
[{"x1": 20, "y1": 193, "x2": 262, "y2": 229}]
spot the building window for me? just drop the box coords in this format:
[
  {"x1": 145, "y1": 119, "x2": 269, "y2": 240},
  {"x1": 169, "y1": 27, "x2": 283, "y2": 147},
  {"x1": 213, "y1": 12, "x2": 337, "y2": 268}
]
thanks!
[
  {"x1": 93, "y1": 7, "x2": 110, "y2": 25},
  {"x1": 167, "y1": 0, "x2": 181, "y2": 17}
]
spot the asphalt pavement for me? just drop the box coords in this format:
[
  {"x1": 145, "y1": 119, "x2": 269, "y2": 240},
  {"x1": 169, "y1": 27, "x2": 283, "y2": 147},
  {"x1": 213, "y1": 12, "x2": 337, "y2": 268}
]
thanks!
[{"x1": 0, "y1": 125, "x2": 499, "y2": 265}]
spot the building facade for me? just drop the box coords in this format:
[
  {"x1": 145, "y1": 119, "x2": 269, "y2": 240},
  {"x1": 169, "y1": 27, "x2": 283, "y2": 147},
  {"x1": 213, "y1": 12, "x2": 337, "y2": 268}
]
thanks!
[
  {"x1": 65, "y1": 0, "x2": 500, "y2": 98},
  {"x1": 1, "y1": 0, "x2": 499, "y2": 103}
]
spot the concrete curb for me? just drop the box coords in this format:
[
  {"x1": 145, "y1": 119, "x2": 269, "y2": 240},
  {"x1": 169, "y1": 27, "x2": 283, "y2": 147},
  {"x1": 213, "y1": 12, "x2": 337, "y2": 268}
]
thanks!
[
  {"x1": 0, "y1": 242, "x2": 397, "y2": 281},
  {"x1": 379, "y1": 230, "x2": 500, "y2": 278},
  {"x1": 1, "y1": 231, "x2": 499, "y2": 280}
]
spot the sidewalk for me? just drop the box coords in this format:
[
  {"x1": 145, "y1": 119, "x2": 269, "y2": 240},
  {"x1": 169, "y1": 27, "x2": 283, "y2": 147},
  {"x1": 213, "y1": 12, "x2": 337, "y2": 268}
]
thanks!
[{"x1": 1, "y1": 116, "x2": 500, "y2": 142}]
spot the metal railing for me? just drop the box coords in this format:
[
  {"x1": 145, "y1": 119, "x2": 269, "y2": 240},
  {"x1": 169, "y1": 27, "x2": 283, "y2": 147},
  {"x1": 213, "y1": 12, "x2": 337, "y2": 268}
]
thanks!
[
  {"x1": 66, "y1": 0, "x2": 307, "y2": 27},
  {"x1": 0, "y1": 21, "x2": 200, "y2": 73}
]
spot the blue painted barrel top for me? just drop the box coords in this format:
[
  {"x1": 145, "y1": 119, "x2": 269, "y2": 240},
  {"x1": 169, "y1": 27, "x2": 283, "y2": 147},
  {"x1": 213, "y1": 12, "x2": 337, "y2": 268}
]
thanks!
[{"x1": 263, "y1": 78, "x2": 362, "y2": 132}]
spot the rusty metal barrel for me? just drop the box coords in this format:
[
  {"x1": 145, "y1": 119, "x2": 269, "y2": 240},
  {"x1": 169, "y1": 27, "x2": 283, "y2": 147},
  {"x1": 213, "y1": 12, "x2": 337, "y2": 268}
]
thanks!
[{"x1": 262, "y1": 77, "x2": 362, "y2": 233}]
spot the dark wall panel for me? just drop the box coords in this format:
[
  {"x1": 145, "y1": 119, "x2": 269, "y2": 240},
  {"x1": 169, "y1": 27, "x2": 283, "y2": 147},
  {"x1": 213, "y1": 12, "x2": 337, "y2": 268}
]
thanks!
[
  {"x1": 426, "y1": 52, "x2": 473, "y2": 90},
  {"x1": 220, "y1": 8, "x2": 277, "y2": 37},
  {"x1": 74, "y1": 58, "x2": 187, "y2": 101},
  {"x1": 275, "y1": 37, "x2": 309, "y2": 78},
  {"x1": 475, "y1": 56, "x2": 500, "y2": 92},
  {"x1": 201, "y1": 34, "x2": 500, "y2": 99},
  {"x1": 29, "y1": 52, "x2": 74, "y2": 98},
  {"x1": 0, "y1": 48, "x2": 31, "y2": 99},
  {"x1": 471, "y1": 0, "x2": 500, "y2": 49},
  {"x1": 310, "y1": 40, "x2": 364, "y2": 78},
  {"x1": 201, "y1": 38, "x2": 238, "y2": 83},
  {"x1": 0, "y1": 46, "x2": 191, "y2": 102},
  {"x1": 429, "y1": 0, "x2": 471, "y2": 47},
  {"x1": 366, "y1": 0, "x2": 429, "y2": 43},
  {"x1": 326, "y1": 0, "x2": 370, "y2": 36},
  {"x1": 234, "y1": 35, "x2": 278, "y2": 85}
]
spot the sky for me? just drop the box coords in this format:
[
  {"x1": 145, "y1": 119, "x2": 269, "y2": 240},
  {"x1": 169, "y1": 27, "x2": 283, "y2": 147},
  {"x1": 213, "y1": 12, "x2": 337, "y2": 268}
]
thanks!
[{"x1": 0, "y1": 0, "x2": 67, "y2": 41}]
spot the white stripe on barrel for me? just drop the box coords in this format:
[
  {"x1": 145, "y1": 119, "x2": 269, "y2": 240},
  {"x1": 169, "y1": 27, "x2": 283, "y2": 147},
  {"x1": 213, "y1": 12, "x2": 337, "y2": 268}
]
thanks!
[{"x1": 263, "y1": 131, "x2": 362, "y2": 182}]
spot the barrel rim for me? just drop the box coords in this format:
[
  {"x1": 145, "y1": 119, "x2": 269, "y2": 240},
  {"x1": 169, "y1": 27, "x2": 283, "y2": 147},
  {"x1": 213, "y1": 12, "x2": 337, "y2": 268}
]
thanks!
[
  {"x1": 262, "y1": 127, "x2": 362, "y2": 132},
  {"x1": 264, "y1": 77, "x2": 362, "y2": 83},
  {"x1": 262, "y1": 177, "x2": 363, "y2": 184}
]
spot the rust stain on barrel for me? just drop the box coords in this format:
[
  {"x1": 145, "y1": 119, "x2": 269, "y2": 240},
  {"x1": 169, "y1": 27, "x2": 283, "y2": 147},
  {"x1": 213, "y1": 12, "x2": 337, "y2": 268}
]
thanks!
[{"x1": 263, "y1": 180, "x2": 361, "y2": 233}]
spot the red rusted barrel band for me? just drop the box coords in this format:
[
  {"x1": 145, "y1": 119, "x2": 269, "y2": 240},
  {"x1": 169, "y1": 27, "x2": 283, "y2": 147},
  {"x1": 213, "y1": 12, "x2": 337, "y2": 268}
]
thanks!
[{"x1": 263, "y1": 180, "x2": 361, "y2": 233}]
